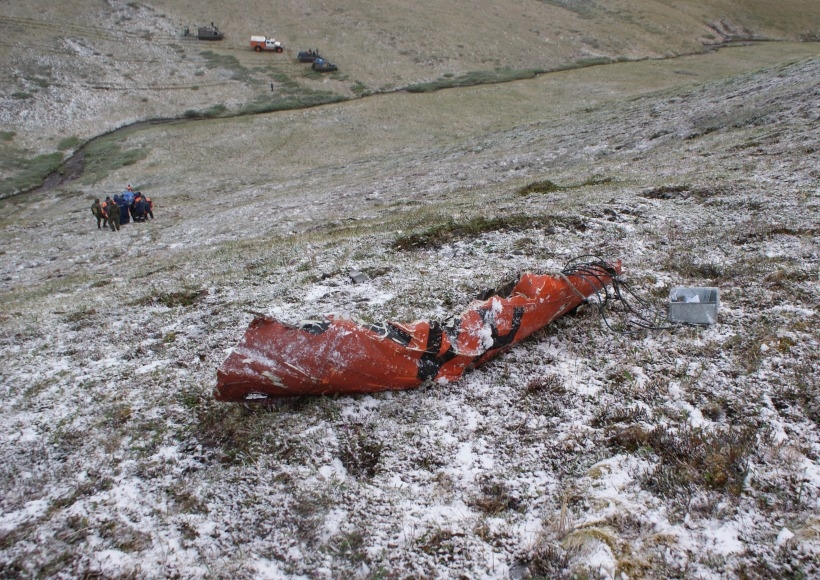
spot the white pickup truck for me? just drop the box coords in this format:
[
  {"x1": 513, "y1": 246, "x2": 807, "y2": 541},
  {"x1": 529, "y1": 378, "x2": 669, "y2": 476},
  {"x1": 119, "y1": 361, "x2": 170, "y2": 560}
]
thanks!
[{"x1": 250, "y1": 36, "x2": 284, "y2": 53}]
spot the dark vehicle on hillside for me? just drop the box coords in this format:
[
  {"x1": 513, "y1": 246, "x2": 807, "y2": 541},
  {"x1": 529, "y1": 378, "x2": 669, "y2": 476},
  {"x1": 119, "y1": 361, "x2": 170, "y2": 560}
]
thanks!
[
  {"x1": 311, "y1": 57, "x2": 338, "y2": 72},
  {"x1": 183, "y1": 23, "x2": 223, "y2": 40},
  {"x1": 197, "y1": 23, "x2": 223, "y2": 40},
  {"x1": 298, "y1": 50, "x2": 321, "y2": 63}
]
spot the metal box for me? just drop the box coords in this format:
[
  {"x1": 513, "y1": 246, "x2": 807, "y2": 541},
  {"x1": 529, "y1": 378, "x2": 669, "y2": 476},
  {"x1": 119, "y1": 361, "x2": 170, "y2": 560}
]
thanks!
[
  {"x1": 349, "y1": 271, "x2": 368, "y2": 284},
  {"x1": 668, "y1": 287, "x2": 720, "y2": 325}
]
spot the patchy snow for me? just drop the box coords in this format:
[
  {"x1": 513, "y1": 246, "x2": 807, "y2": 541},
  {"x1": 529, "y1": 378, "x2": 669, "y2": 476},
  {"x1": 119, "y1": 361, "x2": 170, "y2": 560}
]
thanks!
[
  {"x1": 0, "y1": 500, "x2": 50, "y2": 532},
  {"x1": 1, "y1": 35, "x2": 819, "y2": 580},
  {"x1": 701, "y1": 519, "x2": 745, "y2": 555}
]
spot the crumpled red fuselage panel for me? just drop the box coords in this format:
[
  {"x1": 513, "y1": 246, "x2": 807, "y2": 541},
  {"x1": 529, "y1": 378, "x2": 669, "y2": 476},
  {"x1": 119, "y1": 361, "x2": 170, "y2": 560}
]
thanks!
[{"x1": 215, "y1": 261, "x2": 621, "y2": 400}]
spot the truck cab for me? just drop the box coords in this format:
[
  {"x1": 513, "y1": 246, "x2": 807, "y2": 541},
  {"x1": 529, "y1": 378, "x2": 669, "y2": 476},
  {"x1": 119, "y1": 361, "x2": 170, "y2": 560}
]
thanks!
[{"x1": 250, "y1": 35, "x2": 284, "y2": 52}]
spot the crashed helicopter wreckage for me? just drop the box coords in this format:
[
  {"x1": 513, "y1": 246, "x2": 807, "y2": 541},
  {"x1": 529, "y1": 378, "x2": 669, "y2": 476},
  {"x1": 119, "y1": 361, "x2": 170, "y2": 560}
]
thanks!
[{"x1": 214, "y1": 258, "x2": 622, "y2": 401}]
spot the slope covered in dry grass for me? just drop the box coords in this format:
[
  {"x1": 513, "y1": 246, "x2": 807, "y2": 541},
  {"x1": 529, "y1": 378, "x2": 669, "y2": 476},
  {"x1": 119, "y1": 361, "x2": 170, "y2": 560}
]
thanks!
[
  {"x1": 1, "y1": 0, "x2": 818, "y2": 179},
  {"x1": 0, "y1": 1, "x2": 819, "y2": 578}
]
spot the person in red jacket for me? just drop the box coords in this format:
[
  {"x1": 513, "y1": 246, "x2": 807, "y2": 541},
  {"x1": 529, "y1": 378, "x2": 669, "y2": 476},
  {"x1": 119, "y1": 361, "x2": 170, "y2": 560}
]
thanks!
[{"x1": 143, "y1": 194, "x2": 154, "y2": 219}]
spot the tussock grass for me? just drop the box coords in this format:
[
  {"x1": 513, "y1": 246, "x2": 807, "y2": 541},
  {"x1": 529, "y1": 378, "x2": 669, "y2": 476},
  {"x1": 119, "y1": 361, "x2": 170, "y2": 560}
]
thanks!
[
  {"x1": 98, "y1": 520, "x2": 152, "y2": 552},
  {"x1": 417, "y1": 527, "x2": 465, "y2": 557},
  {"x1": 522, "y1": 541, "x2": 571, "y2": 579},
  {"x1": 572, "y1": 56, "x2": 617, "y2": 68},
  {"x1": 523, "y1": 374, "x2": 572, "y2": 417},
  {"x1": 236, "y1": 92, "x2": 348, "y2": 116},
  {"x1": 526, "y1": 374, "x2": 565, "y2": 395},
  {"x1": 183, "y1": 104, "x2": 227, "y2": 119},
  {"x1": 612, "y1": 424, "x2": 763, "y2": 496},
  {"x1": 590, "y1": 403, "x2": 650, "y2": 428},
  {"x1": 772, "y1": 360, "x2": 819, "y2": 425},
  {"x1": 406, "y1": 68, "x2": 545, "y2": 93},
  {"x1": 472, "y1": 475, "x2": 520, "y2": 514},
  {"x1": 405, "y1": 56, "x2": 628, "y2": 93},
  {"x1": 188, "y1": 395, "x2": 275, "y2": 465},
  {"x1": 518, "y1": 175, "x2": 613, "y2": 196},
  {"x1": 141, "y1": 288, "x2": 208, "y2": 308},
  {"x1": 338, "y1": 423, "x2": 384, "y2": 478},
  {"x1": 0, "y1": 151, "x2": 63, "y2": 197},
  {"x1": 689, "y1": 103, "x2": 781, "y2": 139},
  {"x1": 540, "y1": 0, "x2": 596, "y2": 18},
  {"x1": 722, "y1": 323, "x2": 790, "y2": 374},
  {"x1": 406, "y1": 57, "x2": 619, "y2": 94},
  {"x1": 326, "y1": 530, "x2": 368, "y2": 566},
  {"x1": 641, "y1": 183, "x2": 730, "y2": 201},
  {"x1": 735, "y1": 224, "x2": 819, "y2": 244},
  {"x1": 664, "y1": 251, "x2": 725, "y2": 281},
  {"x1": 562, "y1": 525, "x2": 619, "y2": 553},
  {"x1": 518, "y1": 179, "x2": 562, "y2": 195},
  {"x1": 81, "y1": 137, "x2": 149, "y2": 184},
  {"x1": 392, "y1": 214, "x2": 544, "y2": 250},
  {"x1": 199, "y1": 50, "x2": 253, "y2": 83},
  {"x1": 195, "y1": 53, "x2": 346, "y2": 115},
  {"x1": 57, "y1": 136, "x2": 80, "y2": 151}
]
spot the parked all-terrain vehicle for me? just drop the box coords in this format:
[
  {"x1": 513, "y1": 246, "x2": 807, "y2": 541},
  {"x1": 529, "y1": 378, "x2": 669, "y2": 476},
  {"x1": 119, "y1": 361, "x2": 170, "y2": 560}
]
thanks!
[
  {"x1": 298, "y1": 50, "x2": 321, "y2": 63},
  {"x1": 251, "y1": 36, "x2": 284, "y2": 52},
  {"x1": 197, "y1": 24, "x2": 223, "y2": 40},
  {"x1": 311, "y1": 58, "x2": 338, "y2": 72},
  {"x1": 183, "y1": 23, "x2": 223, "y2": 40}
]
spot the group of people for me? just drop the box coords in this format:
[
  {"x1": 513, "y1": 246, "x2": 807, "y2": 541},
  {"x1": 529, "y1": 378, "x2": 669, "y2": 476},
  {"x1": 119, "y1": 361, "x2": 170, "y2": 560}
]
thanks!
[{"x1": 91, "y1": 185, "x2": 154, "y2": 231}]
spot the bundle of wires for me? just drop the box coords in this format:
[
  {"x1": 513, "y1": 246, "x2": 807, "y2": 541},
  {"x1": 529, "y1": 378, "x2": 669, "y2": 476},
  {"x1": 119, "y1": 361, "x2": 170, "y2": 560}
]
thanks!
[{"x1": 562, "y1": 255, "x2": 672, "y2": 333}]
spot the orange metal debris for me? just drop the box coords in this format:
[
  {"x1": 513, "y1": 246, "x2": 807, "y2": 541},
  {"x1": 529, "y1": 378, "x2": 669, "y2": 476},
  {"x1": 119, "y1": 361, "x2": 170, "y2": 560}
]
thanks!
[{"x1": 215, "y1": 260, "x2": 621, "y2": 400}]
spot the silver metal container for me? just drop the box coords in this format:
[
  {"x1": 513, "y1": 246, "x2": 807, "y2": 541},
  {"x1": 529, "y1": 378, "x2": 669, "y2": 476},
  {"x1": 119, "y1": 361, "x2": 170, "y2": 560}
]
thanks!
[{"x1": 668, "y1": 287, "x2": 720, "y2": 325}]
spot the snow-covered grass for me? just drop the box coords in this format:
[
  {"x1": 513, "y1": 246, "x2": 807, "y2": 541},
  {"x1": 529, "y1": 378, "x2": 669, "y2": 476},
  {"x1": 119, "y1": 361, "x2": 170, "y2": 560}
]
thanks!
[{"x1": 1, "y1": 24, "x2": 819, "y2": 580}]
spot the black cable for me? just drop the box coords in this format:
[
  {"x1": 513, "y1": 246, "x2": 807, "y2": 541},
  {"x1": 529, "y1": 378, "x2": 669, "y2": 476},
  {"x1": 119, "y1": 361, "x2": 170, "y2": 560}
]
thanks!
[{"x1": 561, "y1": 255, "x2": 675, "y2": 334}]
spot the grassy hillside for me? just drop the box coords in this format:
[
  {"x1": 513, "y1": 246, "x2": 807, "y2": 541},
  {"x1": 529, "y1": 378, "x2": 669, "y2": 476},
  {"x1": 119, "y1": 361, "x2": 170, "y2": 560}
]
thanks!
[
  {"x1": 0, "y1": 1, "x2": 819, "y2": 577},
  {"x1": 0, "y1": 0, "x2": 818, "y2": 162}
]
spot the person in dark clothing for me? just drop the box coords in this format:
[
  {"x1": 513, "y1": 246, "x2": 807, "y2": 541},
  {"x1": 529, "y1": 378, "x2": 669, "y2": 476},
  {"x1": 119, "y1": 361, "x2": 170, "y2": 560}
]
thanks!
[
  {"x1": 115, "y1": 194, "x2": 129, "y2": 224},
  {"x1": 122, "y1": 188, "x2": 135, "y2": 220},
  {"x1": 91, "y1": 198, "x2": 105, "y2": 229},
  {"x1": 143, "y1": 194, "x2": 154, "y2": 219},
  {"x1": 132, "y1": 193, "x2": 147, "y2": 222},
  {"x1": 107, "y1": 198, "x2": 121, "y2": 231}
]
